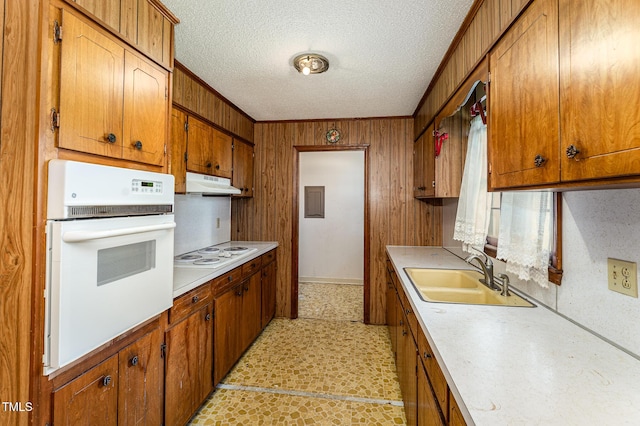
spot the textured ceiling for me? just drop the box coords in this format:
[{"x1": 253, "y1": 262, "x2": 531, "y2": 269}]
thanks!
[{"x1": 161, "y1": 0, "x2": 475, "y2": 121}]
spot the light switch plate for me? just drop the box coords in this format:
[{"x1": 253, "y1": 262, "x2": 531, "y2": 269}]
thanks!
[{"x1": 607, "y1": 258, "x2": 638, "y2": 298}]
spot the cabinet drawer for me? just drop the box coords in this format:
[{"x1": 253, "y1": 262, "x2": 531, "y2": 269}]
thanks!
[
  {"x1": 242, "y1": 257, "x2": 262, "y2": 278},
  {"x1": 262, "y1": 249, "x2": 276, "y2": 265},
  {"x1": 418, "y1": 327, "x2": 448, "y2": 419},
  {"x1": 170, "y1": 283, "x2": 212, "y2": 324},
  {"x1": 212, "y1": 266, "x2": 242, "y2": 297}
]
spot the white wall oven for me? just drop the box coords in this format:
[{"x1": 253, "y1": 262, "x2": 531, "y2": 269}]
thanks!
[{"x1": 44, "y1": 160, "x2": 175, "y2": 375}]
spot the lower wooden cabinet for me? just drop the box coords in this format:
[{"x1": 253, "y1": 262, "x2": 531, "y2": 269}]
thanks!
[
  {"x1": 261, "y1": 252, "x2": 277, "y2": 328},
  {"x1": 52, "y1": 327, "x2": 163, "y2": 426},
  {"x1": 164, "y1": 299, "x2": 214, "y2": 426},
  {"x1": 418, "y1": 359, "x2": 445, "y2": 426},
  {"x1": 387, "y1": 256, "x2": 466, "y2": 426},
  {"x1": 53, "y1": 355, "x2": 119, "y2": 426}
]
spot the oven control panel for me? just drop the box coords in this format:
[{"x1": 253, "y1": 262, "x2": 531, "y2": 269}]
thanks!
[{"x1": 132, "y1": 179, "x2": 163, "y2": 194}]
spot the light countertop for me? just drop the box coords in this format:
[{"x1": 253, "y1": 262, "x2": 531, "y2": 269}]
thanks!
[
  {"x1": 173, "y1": 241, "x2": 278, "y2": 298},
  {"x1": 386, "y1": 245, "x2": 640, "y2": 425}
]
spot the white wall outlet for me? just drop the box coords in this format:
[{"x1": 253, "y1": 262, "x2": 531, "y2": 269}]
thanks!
[{"x1": 607, "y1": 258, "x2": 638, "y2": 298}]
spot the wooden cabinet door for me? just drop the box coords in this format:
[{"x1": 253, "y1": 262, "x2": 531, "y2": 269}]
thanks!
[
  {"x1": 73, "y1": 0, "x2": 121, "y2": 31},
  {"x1": 164, "y1": 312, "x2": 198, "y2": 426},
  {"x1": 488, "y1": 0, "x2": 560, "y2": 189},
  {"x1": 386, "y1": 267, "x2": 398, "y2": 358},
  {"x1": 418, "y1": 360, "x2": 445, "y2": 426},
  {"x1": 53, "y1": 355, "x2": 118, "y2": 426},
  {"x1": 396, "y1": 291, "x2": 418, "y2": 426},
  {"x1": 186, "y1": 116, "x2": 214, "y2": 174},
  {"x1": 198, "y1": 305, "x2": 214, "y2": 404},
  {"x1": 559, "y1": 0, "x2": 640, "y2": 182},
  {"x1": 261, "y1": 259, "x2": 277, "y2": 329},
  {"x1": 118, "y1": 328, "x2": 163, "y2": 426},
  {"x1": 59, "y1": 9, "x2": 124, "y2": 159},
  {"x1": 212, "y1": 128, "x2": 233, "y2": 178},
  {"x1": 213, "y1": 283, "x2": 244, "y2": 385},
  {"x1": 170, "y1": 108, "x2": 187, "y2": 192},
  {"x1": 240, "y1": 271, "x2": 262, "y2": 352},
  {"x1": 233, "y1": 139, "x2": 254, "y2": 197},
  {"x1": 414, "y1": 130, "x2": 435, "y2": 198},
  {"x1": 449, "y1": 392, "x2": 467, "y2": 426},
  {"x1": 122, "y1": 50, "x2": 168, "y2": 165}
]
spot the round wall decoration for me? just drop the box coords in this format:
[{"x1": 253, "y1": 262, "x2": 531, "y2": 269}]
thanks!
[{"x1": 325, "y1": 128, "x2": 341, "y2": 144}]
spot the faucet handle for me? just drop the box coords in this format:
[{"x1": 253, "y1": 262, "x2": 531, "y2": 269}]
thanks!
[{"x1": 497, "y1": 273, "x2": 510, "y2": 296}]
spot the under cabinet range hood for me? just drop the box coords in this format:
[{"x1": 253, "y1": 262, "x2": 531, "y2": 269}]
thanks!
[{"x1": 186, "y1": 172, "x2": 241, "y2": 195}]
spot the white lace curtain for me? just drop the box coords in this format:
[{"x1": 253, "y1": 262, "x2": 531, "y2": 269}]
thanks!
[
  {"x1": 453, "y1": 115, "x2": 490, "y2": 252},
  {"x1": 497, "y1": 192, "x2": 553, "y2": 288}
]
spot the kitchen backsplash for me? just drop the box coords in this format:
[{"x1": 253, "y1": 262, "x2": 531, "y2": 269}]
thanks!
[
  {"x1": 443, "y1": 189, "x2": 640, "y2": 357},
  {"x1": 174, "y1": 194, "x2": 231, "y2": 255}
]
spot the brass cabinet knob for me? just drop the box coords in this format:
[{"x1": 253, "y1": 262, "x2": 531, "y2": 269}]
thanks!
[
  {"x1": 534, "y1": 155, "x2": 546, "y2": 168},
  {"x1": 566, "y1": 144, "x2": 580, "y2": 159}
]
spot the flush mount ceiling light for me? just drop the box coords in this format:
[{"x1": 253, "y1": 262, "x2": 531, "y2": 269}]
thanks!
[{"x1": 293, "y1": 53, "x2": 329, "y2": 75}]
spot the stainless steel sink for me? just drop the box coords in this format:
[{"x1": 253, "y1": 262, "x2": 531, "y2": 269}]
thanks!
[{"x1": 404, "y1": 268, "x2": 535, "y2": 307}]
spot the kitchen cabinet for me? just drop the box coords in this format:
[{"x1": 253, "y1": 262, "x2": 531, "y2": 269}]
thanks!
[
  {"x1": 558, "y1": 0, "x2": 640, "y2": 183},
  {"x1": 117, "y1": 327, "x2": 163, "y2": 425},
  {"x1": 213, "y1": 269, "x2": 262, "y2": 384},
  {"x1": 261, "y1": 250, "x2": 277, "y2": 328},
  {"x1": 417, "y1": 326, "x2": 448, "y2": 425},
  {"x1": 449, "y1": 392, "x2": 466, "y2": 426},
  {"x1": 164, "y1": 284, "x2": 214, "y2": 426},
  {"x1": 397, "y1": 291, "x2": 418, "y2": 426},
  {"x1": 418, "y1": 361, "x2": 445, "y2": 426},
  {"x1": 386, "y1": 261, "x2": 398, "y2": 357},
  {"x1": 413, "y1": 125, "x2": 435, "y2": 199},
  {"x1": 488, "y1": 0, "x2": 560, "y2": 189},
  {"x1": 72, "y1": 0, "x2": 175, "y2": 68},
  {"x1": 489, "y1": 0, "x2": 640, "y2": 190},
  {"x1": 53, "y1": 355, "x2": 118, "y2": 425},
  {"x1": 232, "y1": 139, "x2": 255, "y2": 197},
  {"x1": 58, "y1": 9, "x2": 168, "y2": 167},
  {"x1": 184, "y1": 115, "x2": 234, "y2": 178},
  {"x1": 52, "y1": 327, "x2": 163, "y2": 425}
]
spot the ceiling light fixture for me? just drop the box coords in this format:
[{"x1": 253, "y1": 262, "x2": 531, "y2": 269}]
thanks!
[{"x1": 293, "y1": 53, "x2": 329, "y2": 75}]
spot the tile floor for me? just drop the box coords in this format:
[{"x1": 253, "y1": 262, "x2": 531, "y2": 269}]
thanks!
[{"x1": 189, "y1": 283, "x2": 406, "y2": 425}]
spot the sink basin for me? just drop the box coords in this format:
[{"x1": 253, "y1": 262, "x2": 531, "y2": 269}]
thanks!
[{"x1": 404, "y1": 268, "x2": 535, "y2": 307}]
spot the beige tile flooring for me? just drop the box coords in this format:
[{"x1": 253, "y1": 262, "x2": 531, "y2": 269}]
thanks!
[{"x1": 190, "y1": 283, "x2": 406, "y2": 425}]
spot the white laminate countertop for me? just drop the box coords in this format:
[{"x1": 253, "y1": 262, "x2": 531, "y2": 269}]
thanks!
[
  {"x1": 173, "y1": 241, "x2": 278, "y2": 298},
  {"x1": 386, "y1": 246, "x2": 640, "y2": 425}
]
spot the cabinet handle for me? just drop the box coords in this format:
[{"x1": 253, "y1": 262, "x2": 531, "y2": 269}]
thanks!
[
  {"x1": 534, "y1": 154, "x2": 546, "y2": 168},
  {"x1": 206, "y1": 162, "x2": 212, "y2": 168},
  {"x1": 102, "y1": 375, "x2": 112, "y2": 387},
  {"x1": 133, "y1": 140, "x2": 143, "y2": 150},
  {"x1": 205, "y1": 313, "x2": 211, "y2": 321},
  {"x1": 228, "y1": 275, "x2": 233, "y2": 282},
  {"x1": 244, "y1": 285, "x2": 249, "y2": 292},
  {"x1": 402, "y1": 330, "x2": 407, "y2": 336},
  {"x1": 192, "y1": 295, "x2": 199, "y2": 304},
  {"x1": 215, "y1": 164, "x2": 220, "y2": 170},
  {"x1": 566, "y1": 144, "x2": 580, "y2": 159},
  {"x1": 424, "y1": 351, "x2": 432, "y2": 359},
  {"x1": 106, "y1": 133, "x2": 117, "y2": 144},
  {"x1": 244, "y1": 187, "x2": 249, "y2": 192},
  {"x1": 417, "y1": 186, "x2": 426, "y2": 191},
  {"x1": 406, "y1": 308, "x2": 412, "y2": 315},
  {"x1": 432, "y1": 181, "x2": 436, "y2": 188},
  {"x1": 235, "y1": 287, "x2": 243, "y2": 296},
  {"x1": 399, "y1": 319, "x2": 404, "y2": 326},
  {"x1": 130, "y1": 355, "x2": 139, "y2": 366}
]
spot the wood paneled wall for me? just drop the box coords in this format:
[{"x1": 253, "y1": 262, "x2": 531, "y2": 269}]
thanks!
[
  {"x1": 0, "y1": 1, "x2": 39, "y2": 425},
  {"x1": 414, "y1": 0, "x2": 532, "y2": 139},
  {"x1": 231, "y1": 118, "x2": 442, "y2": 324},
  {"x1": 172, "y1": 62, "x2": 254, "y2": 142}
]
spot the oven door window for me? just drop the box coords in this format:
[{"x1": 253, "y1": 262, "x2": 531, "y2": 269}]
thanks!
[{"x1": 97, "y1": 240, "x2": 156, "y2": 286}]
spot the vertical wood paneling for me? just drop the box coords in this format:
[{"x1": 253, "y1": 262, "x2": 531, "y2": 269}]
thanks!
[
  {"x1": 241, "y1": 118, "x2": 442, "y2": 323},
  {"x1": 1, "y1": 1, "x2": 38, "y2": 425}
]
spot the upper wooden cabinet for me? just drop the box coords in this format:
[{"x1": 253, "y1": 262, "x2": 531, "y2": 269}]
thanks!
[
  {"x1": 170, "y1": 107, "x2": 187, "y2": 192},
  {"x1": 488, "y1": 0, "x2": 560, "y2": 189},
  {"x1": 232, "y1": 139, "x2": 255, "y2": 197},
  {"x1": 57, "y1": 8, "x2": 169, "y2": 167},
  {"x1": 413, "y1": 127, "x2": 435, "y2": 199},
  {"x1": 184, "y1": 115, "x2": 233, "y2": 178},
  {"x1": 72, "y1": 0, "x2": 176, "y2": 68},
  {"x1": 558, "y1": 0, "x2": 640, "y2": 183},
  {"x1": 489, "y1": 0, "x2": 640, "y2": 190}
]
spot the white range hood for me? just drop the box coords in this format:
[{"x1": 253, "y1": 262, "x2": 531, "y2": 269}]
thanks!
[{"x1": 186, "y1": 172, "x2": 241, "y2": 195}]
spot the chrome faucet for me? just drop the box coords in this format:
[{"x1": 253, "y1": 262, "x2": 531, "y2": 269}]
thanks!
[
  {"x1": 464, "y1": 252, "x2": 498, "y2": 291},
  {"x1": 497, "y1": 273, "x2": 511, "y2": 297}
]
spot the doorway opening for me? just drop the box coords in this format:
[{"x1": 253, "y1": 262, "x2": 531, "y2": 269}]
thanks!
[{"x1": 292, "y1": 145, "x2": 370, "y2": 323}]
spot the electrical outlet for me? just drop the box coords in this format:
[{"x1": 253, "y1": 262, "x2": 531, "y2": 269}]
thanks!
[
  {"x1": 216, "y1": 218, "x2": 220, "y2": 229},
  {"x1": 607, "y1": 258, "x2": 638, "y2": 298}
]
